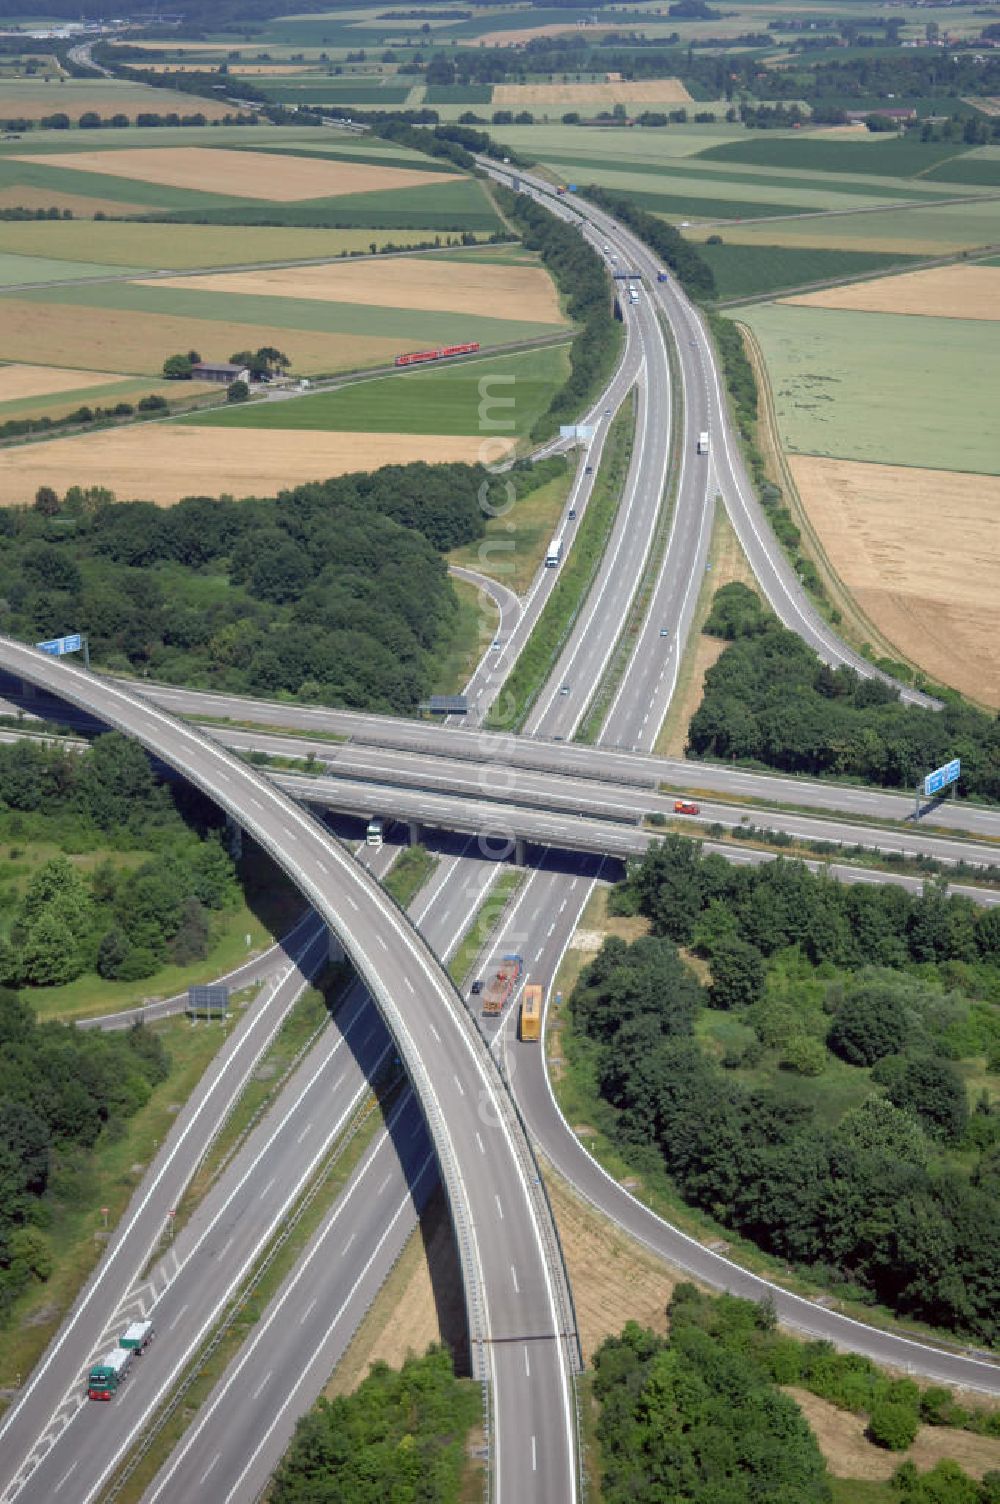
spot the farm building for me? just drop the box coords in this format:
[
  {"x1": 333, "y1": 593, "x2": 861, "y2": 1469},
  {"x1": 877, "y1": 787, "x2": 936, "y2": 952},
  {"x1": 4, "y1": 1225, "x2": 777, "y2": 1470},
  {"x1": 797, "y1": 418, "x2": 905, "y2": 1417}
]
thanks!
[{"x1": 191, "y1": 361, "x2": 251, "y2": 385}]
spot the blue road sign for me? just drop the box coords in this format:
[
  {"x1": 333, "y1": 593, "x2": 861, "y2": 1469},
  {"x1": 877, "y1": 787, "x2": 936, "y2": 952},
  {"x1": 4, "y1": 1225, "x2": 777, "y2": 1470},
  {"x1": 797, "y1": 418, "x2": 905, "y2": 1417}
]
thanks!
[
  {"x1": 36, "y1": 633, "x2": 82, "y2": 657},
  {"x1": 923, "y1": 758, "x2": 960, "y2": 798}
]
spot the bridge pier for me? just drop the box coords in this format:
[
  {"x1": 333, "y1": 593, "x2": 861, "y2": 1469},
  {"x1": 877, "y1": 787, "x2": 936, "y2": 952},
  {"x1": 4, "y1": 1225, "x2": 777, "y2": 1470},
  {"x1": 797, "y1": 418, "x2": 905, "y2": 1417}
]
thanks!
[
  {"x1": 328, "y1": 931, "x2": 345, "y2": 965},
  {"x1": 514, "y1": 836, "x2": 526, "y2": 866},
  {"x1": 224, "y1": 815, "x2": 243, "y2": 862},
  {"x1": 407, "y1": 820, "x2": 422, "y2": 847}
]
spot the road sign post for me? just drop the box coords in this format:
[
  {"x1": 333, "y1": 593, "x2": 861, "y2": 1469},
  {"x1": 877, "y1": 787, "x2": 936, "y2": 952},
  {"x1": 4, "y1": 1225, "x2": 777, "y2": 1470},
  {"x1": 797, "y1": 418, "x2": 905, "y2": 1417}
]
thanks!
[
  {"x1": 187, "y1": 984, "x2": 229, "y2": 1020},
  {"x1": 36, "y1": 632, "x2": 89, "y2": 668}
]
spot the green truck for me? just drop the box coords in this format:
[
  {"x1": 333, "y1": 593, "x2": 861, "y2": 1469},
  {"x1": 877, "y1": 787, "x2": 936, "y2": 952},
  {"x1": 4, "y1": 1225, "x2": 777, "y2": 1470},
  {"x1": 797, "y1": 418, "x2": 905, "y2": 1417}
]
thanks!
[{"x1": 87, "y1": 1321, "x2": 154, "y2": 1401}]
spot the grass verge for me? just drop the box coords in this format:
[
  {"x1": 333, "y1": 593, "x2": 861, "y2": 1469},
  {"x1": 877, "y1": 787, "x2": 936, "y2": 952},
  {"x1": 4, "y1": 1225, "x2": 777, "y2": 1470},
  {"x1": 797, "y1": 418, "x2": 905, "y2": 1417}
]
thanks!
[
  {"x1": 431, "y1": 574, "x2": 498, "y2": 696},
  {"x1": 382, "y1": 845, "x2": 438, "y2": 909},
  {"x1": 447, "y1": 868, "x2": 525, "y2": 987},
  {"x1": 486, "y1": 395, "x2": 634, "y2": 731},
  {"x1": 0, "y1": 1014, "x2": 228, "y2": 1401}
]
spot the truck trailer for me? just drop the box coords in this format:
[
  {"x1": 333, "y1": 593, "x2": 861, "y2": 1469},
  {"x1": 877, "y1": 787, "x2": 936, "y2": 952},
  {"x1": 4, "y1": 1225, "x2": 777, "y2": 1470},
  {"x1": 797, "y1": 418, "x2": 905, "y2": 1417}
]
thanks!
[
  {"x1": 697, "y1": 432, "x2": 709, "y2": 455},
  {"x1": 119, "y1": 1320, "x2": 154, "y2": 1354},
  {"x1": 519, "y1": 984, "x2": 542, "y2": 1042},
  {"x1": 482, "y1": 954, "x2": 523, "y2": 1016}
]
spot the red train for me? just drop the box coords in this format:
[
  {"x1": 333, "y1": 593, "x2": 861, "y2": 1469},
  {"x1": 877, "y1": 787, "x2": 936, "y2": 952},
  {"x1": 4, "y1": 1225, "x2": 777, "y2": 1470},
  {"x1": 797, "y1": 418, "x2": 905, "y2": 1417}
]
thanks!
[{"x1": 394, "y1": 341, "x2": 480, "y2": 368}]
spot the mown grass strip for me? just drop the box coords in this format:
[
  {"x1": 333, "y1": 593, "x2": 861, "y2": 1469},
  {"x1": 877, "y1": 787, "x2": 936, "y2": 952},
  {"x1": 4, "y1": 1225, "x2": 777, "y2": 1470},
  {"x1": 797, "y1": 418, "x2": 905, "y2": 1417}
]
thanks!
[
  {"x1": 447, "y1": 868, "x2": 525, "y2": 988},
  {"x1": 487, "y1": 395, "x2": 635, "y2": 732},
  {"x1": 382, "y1": 844, "x2": 438, "y2": 910}
]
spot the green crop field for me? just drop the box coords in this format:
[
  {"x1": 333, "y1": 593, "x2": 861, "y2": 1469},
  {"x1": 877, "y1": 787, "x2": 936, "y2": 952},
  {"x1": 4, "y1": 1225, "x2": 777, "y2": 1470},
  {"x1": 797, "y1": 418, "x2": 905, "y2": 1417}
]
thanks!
[
  {"x1": 0, "y1": 220, "x2": 447, "y2": 268},
  {"x1": 191, "y1": 343, "x2": 570, "y2": 439},
  {"x1": 0, "y1": 250, "x2": 146, "y2": 285},
  {"x1": 255, "y1": 81, "x2": 411, "y2": 104},
  {"x1": 487, "y1": 123, "x2": 748, "y2": 164},
  {"x1": 14, "y1": 276, "x2": 558, "y2": 348},
  {"x1": 687, "y1": 194, "x2": 1000, "y2": 254},
  {"x1": 702, "y1": 243, "x2": 919, "y2": 300},
  {"x1": 546, "y1": 165, "x2": 898, "y2": 216},
  {"x1": 156, "y1": 177, "x2": 503, "y2": 233},
  {"x1": 734, "y1": 302, "x2": 1000, "y2": 475},
  {"x1": 696, "y1": 136, "x2": 975, "y2": 178}
]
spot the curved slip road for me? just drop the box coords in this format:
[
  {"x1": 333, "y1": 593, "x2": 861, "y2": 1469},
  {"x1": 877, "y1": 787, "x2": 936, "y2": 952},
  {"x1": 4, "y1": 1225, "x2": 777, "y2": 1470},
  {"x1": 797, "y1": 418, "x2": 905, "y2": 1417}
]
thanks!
[{"x1": 0, "y1": 635, "x2": 580, "y2": 1504}]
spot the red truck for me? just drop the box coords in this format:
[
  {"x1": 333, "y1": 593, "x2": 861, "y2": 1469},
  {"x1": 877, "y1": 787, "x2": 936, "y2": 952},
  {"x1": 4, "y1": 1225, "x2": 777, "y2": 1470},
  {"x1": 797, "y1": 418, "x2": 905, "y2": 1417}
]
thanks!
[
  {"x1": 674, "y1": 800, "x2": 700, "y2": 816},
  {"x1": 481, "y1": 954, "x2": 523, "y2": 1016}
]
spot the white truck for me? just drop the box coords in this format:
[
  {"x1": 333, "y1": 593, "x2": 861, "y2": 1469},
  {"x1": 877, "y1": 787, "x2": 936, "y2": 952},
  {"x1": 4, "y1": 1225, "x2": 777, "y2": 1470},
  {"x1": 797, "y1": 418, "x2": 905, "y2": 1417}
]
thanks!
[
  {"x1": 366, "y1": 818, "x2": 384, "y2": 849},
  {"x1": 697, "y1": 431, "x2": 709, "y2": 455}
]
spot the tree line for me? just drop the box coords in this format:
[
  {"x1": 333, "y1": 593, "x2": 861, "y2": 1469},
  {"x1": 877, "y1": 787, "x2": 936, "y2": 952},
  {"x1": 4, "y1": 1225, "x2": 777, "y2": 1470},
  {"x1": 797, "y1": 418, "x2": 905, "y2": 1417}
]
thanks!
[
  {"x1": 0, "y1": 735, "x2": 240, "y2": 989},
  {"x1": 689, "y1": 586, "x2": 1000, "y2": 800},
  {"x1": 572, "y1": 837, "x2": 1000, "y2": 1341},
  {"x1": 581, "y1": 186, "x2": 717, "y2": 303},
  {"x1": 496, "y1": 187, "x2": 621, "y2": 441},
  {"x1": 0, "y1": 458, "x2": 561, "y2": 713},
  {"x1": 0, "y1": 988, "x2": 169, "y2": 1319}
]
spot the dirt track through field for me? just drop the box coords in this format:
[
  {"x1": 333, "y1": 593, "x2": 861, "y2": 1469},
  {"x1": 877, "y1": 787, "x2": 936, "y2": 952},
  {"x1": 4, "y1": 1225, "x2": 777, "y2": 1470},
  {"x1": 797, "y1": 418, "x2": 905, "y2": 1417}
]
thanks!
[
  {"x1": 20, "y1": 147, "x2": 458, "y2": 203},
  {"x1": 492, "y1": 78, "x2": 692, "y2": 106},
  {"x1": 146, "y1": 257, "x2": 567, "y2": 323},
  {"x1": 0, "y1": 363, "x2": 128, "y2": 402},
  {"x1": 785, "y1": 262, "x2": 1000, "y2": 320},
  {"x1": 0, "y1": 425, "x2": 514, "y2": 506},
  {"x1": 789, "y1": 454, "x2": 1000, "y2": 706}
]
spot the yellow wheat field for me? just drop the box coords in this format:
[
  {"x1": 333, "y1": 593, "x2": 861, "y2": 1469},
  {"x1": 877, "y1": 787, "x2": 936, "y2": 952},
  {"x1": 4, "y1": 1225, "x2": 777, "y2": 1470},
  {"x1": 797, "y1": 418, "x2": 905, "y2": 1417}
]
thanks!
[
  {"x1": 20, "y1": 147, "x2": 458, "y2": 203},
  {"x1": 788, "y1": 455, "x2": 1000, "y2": 706},
  {"x1": 784, "y1": 263, "x2": 1000, "y2": 321},
  {"x1": 0, "y1": 363, "x2": 131, "y2": 402},
  {"x1": 146, "y1": 256, "x2": 567, "y2": 324},
  {"x1": 0, "y1": 299, "x2": 406, "y2": 378},
  {"x1": 0, "y1": 426, "x2": 515, "y2": 507},
  {"x1": 492, "y1": 78, "x2": 692, "y2": 107},
  {"x1": 0, "y1": 90, "x2": 232, "y2": 121}
]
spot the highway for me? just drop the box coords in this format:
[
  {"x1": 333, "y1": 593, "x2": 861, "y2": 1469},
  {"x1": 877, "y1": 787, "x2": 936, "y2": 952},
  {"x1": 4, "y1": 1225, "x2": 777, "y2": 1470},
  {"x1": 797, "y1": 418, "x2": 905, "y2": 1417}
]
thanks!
[{"x1": 0, "y1": 636, "x2": 581, "y2": 1504}]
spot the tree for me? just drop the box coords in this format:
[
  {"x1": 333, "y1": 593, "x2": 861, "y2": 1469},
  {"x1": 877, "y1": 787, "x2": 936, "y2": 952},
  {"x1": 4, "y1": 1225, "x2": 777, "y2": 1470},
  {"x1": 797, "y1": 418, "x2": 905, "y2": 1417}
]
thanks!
[
  {"x1": 226, "y1": 379, "x2": 249, "y2": 403},
  {"x1": 162, "y1": 354, "x2": 193, "y2": 380},
  {"x1": 828, "y1": 980, "x2": 909, "y2": 1066},
  {"x1": 33, "y1": 484, "x2": 59, "y2": 515},
  {"x1": 875, "y1": 1056, "x2": 969, "y2": 1142},
  {"x1": 867, "y1": 1399, "x2": 920, "y2": 1450},
  {"x1": 708, "y1": 938, "x2": 765, "y2": 1010}
]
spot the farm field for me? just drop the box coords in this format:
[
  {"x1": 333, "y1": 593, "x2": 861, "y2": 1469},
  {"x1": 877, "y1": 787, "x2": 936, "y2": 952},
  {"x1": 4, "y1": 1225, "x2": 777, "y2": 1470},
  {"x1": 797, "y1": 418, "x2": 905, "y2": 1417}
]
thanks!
[
  {"x1": 0, "y1": 220, "x2": 447, "y2": 268},
  {"x1": 0, "y1": 77, "x2": 235, "y2": 121},
  {"x1": 0, "y1": 295, "x2": 406, "y2": 376},
  {"x1": 0, "y1": 426, "x2": 512, "y2": 507},
  {"x1": 21, "y1": 147, "x2": 458, "y2": 203},
  {"x1": 491, "y1": 79, "x2": 692, "y2": 107},
  {"x1": 0, "y1": 250, "x2": 146, "y2": 286},
  {"x1": 700, "y1": 243, "x2": 920, "y2": 301},
  {"x1": 0, "y1": 362, "x2": 136, "y2": 403},
  {"x1": 0, "y1": 374, "x2": 219, "y2": 424},
  {"x1": 685, "y1": 195, "x2": 1000, "y2": 254},
  {"x1": 736, "y1": 302, "x2": 1000, "y2": 474},
  {"x1": 148, "y1": 254, "x2": 566, "y2": 325},
  {"x1": 193, "y1": 344, "x2": 570, "y2": 441},
  {"x1": 783, "y1": 261, "x2": 1000, "y2": 320},
  {"x1": 787, "y1": 455, "x2": 1000, "y2": 707}
]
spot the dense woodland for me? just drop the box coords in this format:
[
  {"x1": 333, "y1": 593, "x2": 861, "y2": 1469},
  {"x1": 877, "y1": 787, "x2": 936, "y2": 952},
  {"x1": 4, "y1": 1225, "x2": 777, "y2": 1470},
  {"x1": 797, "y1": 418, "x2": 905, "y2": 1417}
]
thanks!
[
  {"x1": 571, "y1": 838, "x2": 1000, "y2": 1340},
  {"x1": 596, "y1": 1288, "x2": 1000, "y2": 1503},
  {"x1": 0, "y1": 460, "x2": 560, "y2": 711},
  {"x1": 689, "y1": 585, "x2": 1000, "y2": 801},
  {"x1": 271, "y1": 1346, "x2": 479, "y2": 1504},
  {"x1": 0, "y1": 735, "x2": 240, "y2": 988},
  {"x1": 0, "y1": 990, "x2": 169, "y2": 1318}
]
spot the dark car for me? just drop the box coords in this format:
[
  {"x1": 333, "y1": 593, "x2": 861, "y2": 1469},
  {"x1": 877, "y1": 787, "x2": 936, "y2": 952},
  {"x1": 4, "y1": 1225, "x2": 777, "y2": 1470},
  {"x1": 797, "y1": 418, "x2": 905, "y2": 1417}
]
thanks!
[{"x1": 471, "y1": 979, "x2": 483, "y2": 995}]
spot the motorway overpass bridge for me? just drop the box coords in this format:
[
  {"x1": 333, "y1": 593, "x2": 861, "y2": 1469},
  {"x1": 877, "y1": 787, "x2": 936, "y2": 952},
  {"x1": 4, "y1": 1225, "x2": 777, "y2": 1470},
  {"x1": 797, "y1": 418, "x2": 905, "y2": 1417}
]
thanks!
[{"x1": 0, "y1": 637, "x2": 582, "y2": 1504}]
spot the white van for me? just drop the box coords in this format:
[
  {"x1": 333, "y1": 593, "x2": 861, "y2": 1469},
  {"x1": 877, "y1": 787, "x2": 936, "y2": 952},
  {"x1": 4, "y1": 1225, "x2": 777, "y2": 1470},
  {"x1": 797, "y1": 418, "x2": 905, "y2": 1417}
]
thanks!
[{"x1": 366, "y1": 819, "x2": 384, "y2": 849}]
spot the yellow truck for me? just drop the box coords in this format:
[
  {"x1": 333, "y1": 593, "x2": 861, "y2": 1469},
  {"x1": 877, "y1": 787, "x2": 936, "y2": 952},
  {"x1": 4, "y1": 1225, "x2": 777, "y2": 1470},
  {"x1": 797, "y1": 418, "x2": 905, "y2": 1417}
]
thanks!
[{"x1": 519, "y1": 983, "x2": 543, "y2": 1043}]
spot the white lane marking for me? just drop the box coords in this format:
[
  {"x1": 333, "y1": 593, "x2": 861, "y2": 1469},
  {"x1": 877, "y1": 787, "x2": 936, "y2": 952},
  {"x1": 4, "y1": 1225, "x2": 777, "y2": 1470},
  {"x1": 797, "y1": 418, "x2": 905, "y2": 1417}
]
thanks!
[
  {"x1": 346, "y1": 895, "x2": 359, "y2": 912},
  {"x1": 55, "y1": 1462, "x2": 78, "y2": 1493},
  {"x1": 342, "y1": 1233, "x2": 356, "y2": 1257},
  {"x1": 429, "y1": 1024, "x2": 441, "y2": 1043},
  {"x1": 476, "y1": 1132, "x2": 485, "y2": 1154},
  {"x1": 317, "y1": 861, "x2": 328, "y2": 875},
  {"x1": 377, "y1": 1175, "x2": 391, "y2": 1195},
  {"x1": 453, "y1": 1075, "x2": 465, "y2": 1097},
  {"x1": 167, "y1": 1303, "x2": 189, "y2": 1334},
  {"x1": 524, "y1": 1347, "x2": 531, "y2": 1378},
  {"x1": 251, "y1": 1371, "x2": 272, "y2": 1402},
  {"x1": 404, "y1": 978, "x2": 415, "y2": 993},
  {"x1": 261, "y1": 1177, "x2": 275, "y2": 1197},
  {"x1": 511, "y1": 1265, "x2": 520, "y2": 1294},
  {"x1": 200, "y1": 1454, "x2": 221, "y2": 1485},
  {"x1": 495, "y1": 1195, "x2": 504, "y2": 1221},
  {"x1": 376, "y1": 934, "x2": 388, "y2": 950},
  {"x1": 299, "y1": 1299, "x2": 317, "y2": 1327},
  {"x1": 296, "y1": 1122, "x2": 312, "y2": 1144},
  {"x1": 531, "y1": 1435, "x2": 537, "y2": 1472},
  {"x1": 218, "y1": 1236, "x2": 233, "y2": 1259}
]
